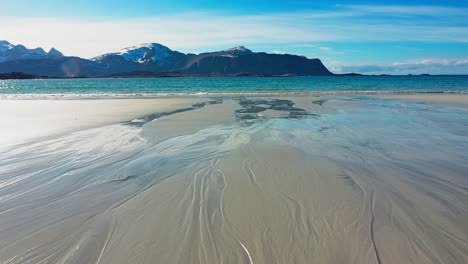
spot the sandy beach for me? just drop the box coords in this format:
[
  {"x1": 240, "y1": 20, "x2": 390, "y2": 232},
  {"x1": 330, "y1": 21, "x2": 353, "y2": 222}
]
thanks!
[
  {"x1": 0, "y1": 95, "x2": 467, "y2": 264},
  {"x1": 0, "y1": 98, "x2": 199, "y2": 147}
]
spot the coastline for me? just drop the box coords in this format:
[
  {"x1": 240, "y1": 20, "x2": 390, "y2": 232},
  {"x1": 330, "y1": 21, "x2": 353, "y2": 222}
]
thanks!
[
  {"x1": 1, "y1": 71, "x2": 467, "y2": 80},
  {"x1": 2, "y1": 93, "x2": 467, "y2": 146},
  {"x1": 1, "y1": 90, "x2": 467, "y2": 101}
]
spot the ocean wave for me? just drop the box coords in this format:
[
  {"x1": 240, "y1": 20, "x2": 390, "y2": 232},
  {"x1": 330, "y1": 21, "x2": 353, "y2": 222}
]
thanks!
[{"x1": 0, "y1": 90, "x2": 467, "y2": 100}]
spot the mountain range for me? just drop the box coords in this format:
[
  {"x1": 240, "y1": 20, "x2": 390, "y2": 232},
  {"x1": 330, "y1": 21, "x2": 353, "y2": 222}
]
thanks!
[{"x1": 0, "y1": 41, "x2": 333, "y2": 77}]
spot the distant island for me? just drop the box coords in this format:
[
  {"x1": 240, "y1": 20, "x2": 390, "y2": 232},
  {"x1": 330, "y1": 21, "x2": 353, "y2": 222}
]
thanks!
[
  {"x1": 0, "y1": 41, "x2": 332, "y2": 78},
  {"x1": 1, "y1": 71, "x2": 454, "y2": 80},
  {"x1": 0, "y1": 72, "x2": 46, "y2": 80}
]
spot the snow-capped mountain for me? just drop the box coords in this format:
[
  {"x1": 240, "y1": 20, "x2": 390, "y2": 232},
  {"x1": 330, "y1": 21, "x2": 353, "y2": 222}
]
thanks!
[
  {"x1": 204, "y1": 46, "x2": 253, "y2": 58},
  {"x1": 0, "y1": 40, "x2": 332, "y2": 77},
  {"x1": 90, "y1": 43, "x2": 189, "y2": 74},
  {"x1": 0, "y1": 40, "x2": 63, "y2": 63},
  {"x1": 224, "y1": 46, "x2": 253, "y2": 56},
  {"x1": 92, "y1": 43, "x2": 181, "y2": 64}
]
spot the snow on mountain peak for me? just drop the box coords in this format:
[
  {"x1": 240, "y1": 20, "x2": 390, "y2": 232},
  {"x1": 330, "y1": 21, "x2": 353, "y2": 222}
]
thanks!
[
  {"x1": 0, "y1": 40, "x2": 14, "y2": 52},
  {"x1": 227, "y1": 46, "x2": 249, "y2": 51},
  {"x1": 0, "y1": 41, "x2": 63, "y2": 63},
  {"x1": 116, "y1": 43, "x2": 174, "y2": 63},
  {"x1": 221, "y1": 46, "x2": 253, "y2": 56}
]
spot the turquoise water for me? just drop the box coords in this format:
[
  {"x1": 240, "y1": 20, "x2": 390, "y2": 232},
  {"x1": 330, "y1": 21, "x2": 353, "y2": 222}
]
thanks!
[{"x1": 1, "y1": 76, "x2": 468, "y2": 98}]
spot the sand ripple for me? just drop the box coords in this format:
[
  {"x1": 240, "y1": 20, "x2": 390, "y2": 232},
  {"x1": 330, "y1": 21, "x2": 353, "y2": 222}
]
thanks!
[{"x1": 0, "y1": 96, "x2": 467, "y2": 263}]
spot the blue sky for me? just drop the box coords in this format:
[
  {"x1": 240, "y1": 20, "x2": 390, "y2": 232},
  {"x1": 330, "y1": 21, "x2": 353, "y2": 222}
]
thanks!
[{"x1": 1, "y1": 0, "x2": 468, "y2": 74}]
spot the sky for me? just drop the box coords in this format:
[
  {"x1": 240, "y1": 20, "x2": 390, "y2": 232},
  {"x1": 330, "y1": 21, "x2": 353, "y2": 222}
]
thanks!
[{"x1": 1, "y1": 0, "x2": 467, "y2": 74}]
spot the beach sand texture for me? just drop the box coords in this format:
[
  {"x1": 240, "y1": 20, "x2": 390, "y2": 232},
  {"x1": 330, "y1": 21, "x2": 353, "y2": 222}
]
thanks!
[{"x1": 0, "y1": 95, "x2": 467, "y2": 264}]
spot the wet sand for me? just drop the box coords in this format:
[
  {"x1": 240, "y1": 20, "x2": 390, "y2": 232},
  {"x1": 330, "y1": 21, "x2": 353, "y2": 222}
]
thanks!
[
  {"x1": 0, "y1": 98, "x2": 198, "y2": 147},
  {"x1": 376, "y1": 94, "x2": 468, "y2": 105},
  {"x1": 0, "y1": 95, "x2": 467, "y2": 263}
]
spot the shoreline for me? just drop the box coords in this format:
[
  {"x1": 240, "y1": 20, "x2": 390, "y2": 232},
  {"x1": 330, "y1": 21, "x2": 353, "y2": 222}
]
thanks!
[
  {"x1": 1, "y1": 90, "x2": 467, "y2": 100},
  {"x1": 2, "y1": 93, "x2": 467, "y2": 147}
]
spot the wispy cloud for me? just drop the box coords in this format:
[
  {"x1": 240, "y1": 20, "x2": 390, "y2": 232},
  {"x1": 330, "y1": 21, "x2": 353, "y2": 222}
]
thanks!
[
  {"x1": 290, "y1": 43, "x2": 317, "y2": 48},
  {"x1": 339, "y1": 5, "x2": 468, "y2": 16},
  {"x1": 0, "y1": 5, "x2": 467, "y2": 62},
  {"x1": 317, "y1": 46, "x2": 345, "y2": 55},
  {"x1": 0, "y1": 14, "x2": 336, "y2": 58},
  {"x1": 336, "y1": 57, "x2": 468, "y2": 75},
  {"x1": 319, "y1": 47, "x2": 333, "y2": 52}
]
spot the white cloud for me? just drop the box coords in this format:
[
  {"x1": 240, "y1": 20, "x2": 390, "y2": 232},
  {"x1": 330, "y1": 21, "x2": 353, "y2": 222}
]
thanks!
[
  {"x1": 0, "y1": 6, "x2": 467, "y2": 58},
  {"x1": 0, "y1": 15, "x2": 335, "y2": 58},
  {"x1": 319, "y1": 47, "x2": 332, "y2": 52},
  {"x1": 339, "y1": 5, "x2": 468, "y2": 16},
  {"x1": 290, "y1": 43, "x2": 317, "y2": 48},
  {"x1": 336, "y1": 57, "x2": 468, "y2": 75}
]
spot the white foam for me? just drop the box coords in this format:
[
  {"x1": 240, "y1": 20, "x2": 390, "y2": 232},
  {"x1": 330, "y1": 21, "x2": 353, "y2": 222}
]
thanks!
[{"x1": 0, "y1": 90, "x2": 466, "y2": 100}]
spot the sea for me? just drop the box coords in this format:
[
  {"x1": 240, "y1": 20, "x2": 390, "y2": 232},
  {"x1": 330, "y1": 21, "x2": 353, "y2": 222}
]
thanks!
[{"x1": 1, "y1": 75, "x2": 468, "y2": 99}]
